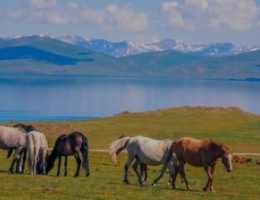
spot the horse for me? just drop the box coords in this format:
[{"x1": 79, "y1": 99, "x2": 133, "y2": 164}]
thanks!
[
  {"x1": 0, "y1": 124, "x2": 36, "y2": 173},
  {"x1": 8, "y1": 124, "x2": 37, "y2": 173},
  {"x1": 46, "y1": 132, "x2": 90, "y2": 177},
  {"x1": 171, "y1": 137, "x2": 233, "y2": 192},
  {"x1": 26, "y1": 131, "x2": 48, "y2": 175},
  {"x1": 233, "y1": 155, "x2": 241, "y2": 163},
  {"x1": 233, "y1": 155, "x2": 252, "y2": 164},
  {"x1": 109, "y1": 135, "x2": 177, "y2": 186},
  {"x1": 256, "y1": 159, "x2": 260, "y2": 165}
]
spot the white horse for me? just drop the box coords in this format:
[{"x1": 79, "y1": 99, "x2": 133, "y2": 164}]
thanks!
[
  {"x1": 109, "y1": 135, "x2": 176, "y2": 186},
  {"x1": 26, "y1": 131, "x2": 48, "y2": 175},
  {"x1": 0, "y1": 124, "x2": 34, "y2": 173}
]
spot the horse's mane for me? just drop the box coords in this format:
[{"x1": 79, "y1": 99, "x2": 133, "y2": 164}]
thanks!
[
  {"x1": 208, "y1": 139, "x2": 231, "y2": 152},
  {"x1": 13, "y1": 124, "x2": 37, "y2": 132}
]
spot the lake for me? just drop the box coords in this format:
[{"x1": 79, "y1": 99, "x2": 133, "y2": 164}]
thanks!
[{"x1": 0, "y1": 74, "x2": 259, "y2": 122}]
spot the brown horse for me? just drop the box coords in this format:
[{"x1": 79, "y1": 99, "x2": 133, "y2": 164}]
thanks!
[
  {"x1": 233, "y1": 155, "x2": 252, "y2": 164},
  {"x1": 171, "y1": 137, "x2": 233, "y2": 192}
]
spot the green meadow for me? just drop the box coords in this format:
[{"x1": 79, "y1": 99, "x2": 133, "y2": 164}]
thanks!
[{"x1": 0, "y1": 106, "x2": 260, "y2": 199}]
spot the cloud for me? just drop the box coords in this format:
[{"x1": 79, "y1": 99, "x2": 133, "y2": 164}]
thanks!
[
  {"x1": 3, "y1": 1, "x2": 148, "y2": 32},
  {"x1": 30, "y1": 0, "x2": 57, "y2": 8},
  {"x1": 160, "y1": 1, "x2": 194, "y2": 30},
  {"x1": 207, "y1": 0, "x2": 259, "y2": 30},
  {"x1": 104, "y1": 4, "x2": 148, "y2": 31},
  {"x1": 186, "y1": 0, "x2": 209, "y2": 10},
  {"x1": 161, "y1": 0, "x2": 260, "y2": 31}
]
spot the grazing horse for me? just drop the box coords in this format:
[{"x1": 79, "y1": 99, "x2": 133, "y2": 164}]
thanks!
[
  {"x1": 26, "y1": 131, "x2": 48, "y2": 175},
  {"x1": 46, "y1": 132, "x2": 90, "y2": 177},
  {"x1": 0, "y1": 124, "x2": 36, "y2": 173},
  {"x1": 171, "y1": 137, "x2": 233, "y2": 192},
  {"x1": 7, "y1": 124, "x2": 37, "y2": 173},
  {"x1": 109, "y1": 135, "x2": 176, "y2": 186}
]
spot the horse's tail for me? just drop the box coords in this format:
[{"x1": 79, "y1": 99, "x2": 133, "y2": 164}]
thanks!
[
  {"x1": 109, "y1": 136, "x2": 131, "y2": 163},
  {"x1": 7, "y1": 148, "x2": 14, "y2": 158},
  {"x1": 81, "y1": 133, "x2": 90, "y2": 176},
  {"x1": 27, "y1": 132, "x2": 36, "y2": 168},
  {"x1": 165, "y1": 140, "x2": 177, "y2": 165}
]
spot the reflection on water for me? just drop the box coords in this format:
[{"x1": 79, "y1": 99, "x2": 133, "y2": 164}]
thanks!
[{"x1": 0, "y1": 74, "x2": 259, "y2": 122}]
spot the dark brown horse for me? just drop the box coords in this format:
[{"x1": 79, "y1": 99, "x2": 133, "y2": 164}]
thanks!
[
  {"x1": 46, "y1": 132, "x2": 90, "y2": 177},
  {"x1": 171, "y1": 137, "x2": 233, "y2": 192}
]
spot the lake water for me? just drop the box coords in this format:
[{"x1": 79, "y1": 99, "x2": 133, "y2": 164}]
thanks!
[{"x1": 0, "y1": 74, "x2": 259, "y2": 122}]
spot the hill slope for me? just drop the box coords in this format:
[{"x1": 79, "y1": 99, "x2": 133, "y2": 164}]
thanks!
[{"x1": 0, "y1": 36, "x2": 260, "y2": 79}]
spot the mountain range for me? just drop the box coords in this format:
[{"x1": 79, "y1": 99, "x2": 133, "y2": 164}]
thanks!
[
  {"x1": 58, "y1": 35, "x2": 260, "y2": 57},
  {"x1": 0, "y1": 35, "x2": 260, "y2": 80}
]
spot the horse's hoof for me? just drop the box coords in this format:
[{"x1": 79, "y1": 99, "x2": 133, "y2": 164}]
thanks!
[
  {"x1": 203, "y1": 187, "x2": 207, "y2": 192},
  {"x1": 86, "y1": 173, "x2": 90, "y2": 177},
  {"x1": 172, "y1": 185, "x2": 178, "y2": 190},
  {"x1": 210, "y1": 189, "x2": 216, "y2": 193},
  {"x1": 124, "y1": 181, "x2": 130, "y2": 184}
]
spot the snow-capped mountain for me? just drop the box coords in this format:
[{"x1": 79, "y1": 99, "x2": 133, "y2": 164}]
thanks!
[
  {"x1": 2, "y1": 35, "x2": 260, "y2": 57},
  {"x1": 57, "y1": 35, "x2": 260, "y2": 57}
]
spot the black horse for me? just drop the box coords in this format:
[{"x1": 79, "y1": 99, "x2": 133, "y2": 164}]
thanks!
[
  {"x1": 7, "y1": 124, "x2": 37, "y2": 173},
  {"x1": 46, "y1": 132, "x2": 90, "y2": 177}
]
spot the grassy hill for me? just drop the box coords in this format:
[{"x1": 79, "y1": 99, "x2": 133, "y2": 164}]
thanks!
[
  {"x1": 0, "y1": 36, "x2": 124, "y2": 75},
  {"x1": 0, "y1": 106, "x2": 260, "y2": 199},
  {"x1": 119, "y1": 49, "x2": 260, "y2": 79},
  {"x1": 1, "y1": 36, "x2": 260, "y2": 80}
]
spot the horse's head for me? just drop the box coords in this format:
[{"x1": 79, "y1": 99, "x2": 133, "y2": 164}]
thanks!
[
  {"x1": 46, "y1": 154, "x2": 55, "y2": 174},
  {"x1": 220, "y1": 146, "x2": 233, "y2": 172}
]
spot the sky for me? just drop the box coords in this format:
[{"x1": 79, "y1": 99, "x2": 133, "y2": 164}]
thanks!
[{"x1": 0, "y1": 0, "x2": 260, "y2": 45}]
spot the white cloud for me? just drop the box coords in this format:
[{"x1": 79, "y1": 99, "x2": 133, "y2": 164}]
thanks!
[
  {"x1": 30, "y1": 0, "x2": 57, "y2": 8},
  {"x1": 5, "y1": 2, "x2": 149, "y2": 32},
  {"x1": 161, "y1": 0, "x2": 260, "y2": 31},
  {"x1": 207, "y1": 0, "x2": 259, "y2": 30},
  {"x1": 104, "y1": 4, "x2": 148, "y2": 31},
  {"x1": 161, "y1": 1, "x2": 194, "y2": 30},
  {"x1": 186, "y1": 0, "x2": 209, "y2": 10}
]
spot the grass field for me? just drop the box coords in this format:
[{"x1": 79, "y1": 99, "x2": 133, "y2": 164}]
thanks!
[{"x1": 0, "y1": 106, "x2": 260, "y2": 199}]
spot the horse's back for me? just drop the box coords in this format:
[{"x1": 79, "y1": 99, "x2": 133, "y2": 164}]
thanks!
[
  {"x1": 127, "y1": 136, "x2": 173, "y2": 165},
  {"x1": 27, "y1": 131, "x2": 48, "y2": 150},
  {"x1": 174, "y1": 137, "x2": 212, "y2": 166},
  {"x1": 0, "y1": 125, "x2": 26, "y2": 148}
]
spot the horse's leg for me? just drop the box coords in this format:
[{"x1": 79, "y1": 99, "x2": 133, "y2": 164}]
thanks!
[
  {"x1": 81, "y1": 149, "x2": 90, "y2": 176},
  {"x1": 15, "y1": 149, "x2": 26, "y2": 173},
  {"x1": 74, "y1": 153, "x2": 82, "y2": 177},
  {"x1": 152, "y1": 160, "x2": 173, "y2": 186},
  {"x1": 208, "y1": 164, "x2": 216, "y2": 192},
  {"x1": 64, "y1": 156, "x2": 68, "y2": 176},
  {"x1": 140, "y1": 163, "x2": 148, "y2": 182},
  {"x1": 131, "y1": 158, "x2": 143, "y2": 185},
  {"x1": 21, "y1": 149, "x2": 27, "y2": 173},
  {"x1": 202, "y1": 165, "x2": 211, "y2": 192},
  {"x1": 41, "y1": 152, "x2": 46, "y2": 175},
  {"x1": 179, "y1": 163, "x2": 191, "y2": 190},
  {"x1": 9, "y1": 148, "x2": 22, "y2": 173},
  {"x1": 57, "y1": 156, "x2": 61, "y2": 176},
  {"x1": 124, "y1": 156, "x2": 134, "y2": 184}
]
